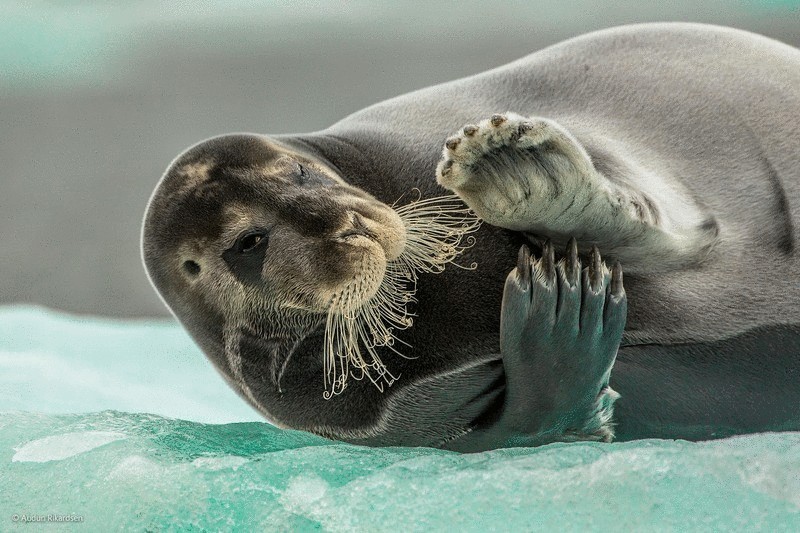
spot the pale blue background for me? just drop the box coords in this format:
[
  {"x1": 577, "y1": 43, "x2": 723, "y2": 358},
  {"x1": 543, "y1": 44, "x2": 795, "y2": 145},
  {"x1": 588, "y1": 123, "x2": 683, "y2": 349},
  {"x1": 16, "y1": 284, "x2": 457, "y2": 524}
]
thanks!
[
  {"x1": 0, "y1": 306, "x2": 263, "y2": 421},
  {"x1": 1, "y1": 0, "x2": 798, "y2": 317}
]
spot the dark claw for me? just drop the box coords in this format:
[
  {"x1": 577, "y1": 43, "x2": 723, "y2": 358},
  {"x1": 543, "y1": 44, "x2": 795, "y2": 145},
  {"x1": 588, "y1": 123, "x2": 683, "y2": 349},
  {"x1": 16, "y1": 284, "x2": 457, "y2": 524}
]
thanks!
[
  {"x1": 590, "y1": 245, "x2": 603, "y2": 292},
  {"x1": 566, "y1": 238, "x2": 580, "y2": 286},
  {"x1": 541, "y1": 240, "x2": 555, "y2": 284},
  {"x1": 490, "y1": 114, "x2": 506, "y2": 127},
  {"x1": 463, "y1": 125, "x2": 478, "y2": 136},
  {"x1": 441, "y1": 159, "x2": 453, "y2": 175},
  {"x1": 611, "y1": 261, "x2": 624, "y2": 298},
  {"x1": 445, "y1": 137, "x2": 460, "y2": 151},
  {"x1": 517, "y1": 245, "x2": 532, "y2": 286}
]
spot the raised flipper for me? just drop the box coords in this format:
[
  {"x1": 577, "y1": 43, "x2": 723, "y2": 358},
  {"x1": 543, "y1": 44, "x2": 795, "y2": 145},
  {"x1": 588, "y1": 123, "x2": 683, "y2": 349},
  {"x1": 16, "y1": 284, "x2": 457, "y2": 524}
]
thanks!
[
  {"x1": 445, "y1": 240, "x2": 627, "y2": 451},
  {"x1": 436, "y1": 112, "x2": 719, "y2": 272}
]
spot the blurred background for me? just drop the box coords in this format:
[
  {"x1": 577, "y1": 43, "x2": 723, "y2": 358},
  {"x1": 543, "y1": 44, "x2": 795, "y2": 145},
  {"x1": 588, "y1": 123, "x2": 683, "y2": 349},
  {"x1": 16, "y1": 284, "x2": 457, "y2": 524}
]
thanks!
[{"x1": 2, "y1": 0, "x2": 799, "y2": 318}]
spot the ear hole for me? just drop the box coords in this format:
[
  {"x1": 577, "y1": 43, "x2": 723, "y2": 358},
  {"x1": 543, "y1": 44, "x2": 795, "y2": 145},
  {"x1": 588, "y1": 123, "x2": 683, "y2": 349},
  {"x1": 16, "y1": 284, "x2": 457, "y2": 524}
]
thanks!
[{"x1": 183, "y1": 260, "x2": 201, "y2": 277}]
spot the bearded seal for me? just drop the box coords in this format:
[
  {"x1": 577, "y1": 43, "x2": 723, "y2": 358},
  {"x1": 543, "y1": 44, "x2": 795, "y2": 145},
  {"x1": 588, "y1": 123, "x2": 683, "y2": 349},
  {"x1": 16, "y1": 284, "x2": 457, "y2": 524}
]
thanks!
[{"x1": 142, "y1": 23, "x2": 800, "y2": 451}]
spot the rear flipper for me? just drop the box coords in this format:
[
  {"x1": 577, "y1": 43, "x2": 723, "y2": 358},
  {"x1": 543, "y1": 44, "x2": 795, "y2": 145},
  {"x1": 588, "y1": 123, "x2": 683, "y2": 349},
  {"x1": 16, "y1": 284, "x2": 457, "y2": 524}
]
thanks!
[{"x1": 446, "y1": 240, "x2": 627, "y2": 451}]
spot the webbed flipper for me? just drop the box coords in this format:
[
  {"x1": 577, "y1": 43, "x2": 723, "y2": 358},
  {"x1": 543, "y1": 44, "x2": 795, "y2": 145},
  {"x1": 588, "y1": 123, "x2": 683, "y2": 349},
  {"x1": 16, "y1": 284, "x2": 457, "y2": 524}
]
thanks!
[{"x1": 497, "y1": 240, "x2": 626, "y2": 445}]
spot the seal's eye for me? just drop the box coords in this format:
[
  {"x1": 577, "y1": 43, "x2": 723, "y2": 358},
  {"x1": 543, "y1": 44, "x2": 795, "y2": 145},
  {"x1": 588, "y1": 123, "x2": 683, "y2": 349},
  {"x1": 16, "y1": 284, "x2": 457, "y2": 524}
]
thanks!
[
  {"x1": 235, "y1": 230, "x2": 269, "y2": 254},
  {"x1": 223, "y1": 228, "x2": 271, "y2": 286},
  {"x1": 291, "y1": 162, "x2": 333, "y2": 188}
]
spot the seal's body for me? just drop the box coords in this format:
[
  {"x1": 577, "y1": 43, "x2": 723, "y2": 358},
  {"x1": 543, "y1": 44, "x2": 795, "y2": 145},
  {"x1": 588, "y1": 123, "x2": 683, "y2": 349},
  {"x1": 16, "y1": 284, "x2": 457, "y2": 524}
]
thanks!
[{"x1": 143, "y1": 23, "x2": 800, "y2": 450}]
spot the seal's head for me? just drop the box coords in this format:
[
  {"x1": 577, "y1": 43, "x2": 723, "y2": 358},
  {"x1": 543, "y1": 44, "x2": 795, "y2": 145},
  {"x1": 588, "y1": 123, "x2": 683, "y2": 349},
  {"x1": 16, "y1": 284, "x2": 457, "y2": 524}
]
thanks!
[
  {"x1": 143, "y1": 133, "x2": 405, "y2": 317},
  {"x1": 143, "y1": 134, "x2": 478, "y2": 401}
]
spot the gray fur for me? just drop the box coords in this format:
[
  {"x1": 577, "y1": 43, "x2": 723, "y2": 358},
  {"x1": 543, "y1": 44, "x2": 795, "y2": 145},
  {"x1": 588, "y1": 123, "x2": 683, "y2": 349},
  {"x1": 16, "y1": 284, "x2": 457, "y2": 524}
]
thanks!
[{"x1": 143, "y1": 23, "x2": 800, "y2": 450}]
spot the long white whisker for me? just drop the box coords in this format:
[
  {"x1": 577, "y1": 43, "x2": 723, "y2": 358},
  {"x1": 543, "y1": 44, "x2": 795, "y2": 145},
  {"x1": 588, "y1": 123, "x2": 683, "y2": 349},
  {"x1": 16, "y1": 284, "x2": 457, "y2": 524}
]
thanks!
[{"x1": 321, "y1": 193, "x2": 481, "y2": 398}]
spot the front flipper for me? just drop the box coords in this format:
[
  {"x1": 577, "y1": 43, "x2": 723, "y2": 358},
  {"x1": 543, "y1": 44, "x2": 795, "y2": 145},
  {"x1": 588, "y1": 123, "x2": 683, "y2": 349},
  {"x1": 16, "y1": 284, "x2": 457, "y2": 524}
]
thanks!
[
  {"x1": 436, "y1": 113, "x2": 719, "y2": 272},
  {"x1": 499, "y1": 239, "x2": 626, "y2": 445},
  {"x1": 446, "y1": 240, "x2": 627, "y2": 451}
]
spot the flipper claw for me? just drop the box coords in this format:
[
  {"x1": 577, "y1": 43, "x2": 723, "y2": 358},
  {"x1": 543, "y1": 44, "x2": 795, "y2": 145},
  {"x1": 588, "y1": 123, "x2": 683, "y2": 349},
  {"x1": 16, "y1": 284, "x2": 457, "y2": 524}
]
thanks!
[
  {"x1": 541, "y1": 240, "x2": 556, "y2": 286},
  {"x1": 590, "y1": 245, "x2": 603, "y2": 292},
  {"x1": 517, "y1": 245, "x2": 531, "y2": 285},
  {"x1": 566, "y1": 237, "x2": 580, "y2": 286},
  {"x1": 611, "y1": 261, "x2": 624, "y2": 298}
]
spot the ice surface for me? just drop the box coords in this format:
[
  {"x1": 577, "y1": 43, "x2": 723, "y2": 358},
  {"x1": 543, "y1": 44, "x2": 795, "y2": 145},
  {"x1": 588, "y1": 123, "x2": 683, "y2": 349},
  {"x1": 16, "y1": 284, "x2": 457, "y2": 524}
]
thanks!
[
  {"x1": 2, "y1": 411, "x2": 799, "y2": 531},
  {"x1": 1, "y1": 306, "x2": 799, "y2": 530},
  {"x1": 0, "y1": 305, "x2": 262, "y2": 423},
  {"x1": 11, "y1": 430, "x2": 126, "y2": 463}
]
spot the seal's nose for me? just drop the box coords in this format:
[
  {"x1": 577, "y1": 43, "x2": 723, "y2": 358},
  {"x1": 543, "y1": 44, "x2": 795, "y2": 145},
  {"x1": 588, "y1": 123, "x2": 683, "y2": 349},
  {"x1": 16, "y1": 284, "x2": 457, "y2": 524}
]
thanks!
[
  {"x1": 350, "y1": 213, "x2": 377, "y2": 238},
  {"x1": 335, "y1": 212, "x2": 376, "y2": 240}
]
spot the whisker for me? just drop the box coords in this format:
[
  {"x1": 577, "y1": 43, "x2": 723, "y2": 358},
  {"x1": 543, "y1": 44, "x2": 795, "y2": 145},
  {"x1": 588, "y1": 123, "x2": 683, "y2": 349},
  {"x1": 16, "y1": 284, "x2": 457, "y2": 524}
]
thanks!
[{"x1": 321, "y1": 193, "x2": 481, "y2": 397}]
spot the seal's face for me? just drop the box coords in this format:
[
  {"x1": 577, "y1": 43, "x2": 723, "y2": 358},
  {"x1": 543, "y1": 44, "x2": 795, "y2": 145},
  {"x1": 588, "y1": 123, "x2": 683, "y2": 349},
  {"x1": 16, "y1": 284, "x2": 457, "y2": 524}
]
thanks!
[
  {"x1": 143, "y1": 134, "x2": 479, "y2": 401},
  {"x1": 143, "y1": 134, "x2": 406, "y2": 324}
]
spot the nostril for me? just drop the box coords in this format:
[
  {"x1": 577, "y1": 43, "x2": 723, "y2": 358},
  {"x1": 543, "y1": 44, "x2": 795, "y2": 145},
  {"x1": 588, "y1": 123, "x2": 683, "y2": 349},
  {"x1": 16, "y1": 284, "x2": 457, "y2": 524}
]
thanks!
[{"x1": 183, "y1": 260, "x2": 201, "y2": 277}]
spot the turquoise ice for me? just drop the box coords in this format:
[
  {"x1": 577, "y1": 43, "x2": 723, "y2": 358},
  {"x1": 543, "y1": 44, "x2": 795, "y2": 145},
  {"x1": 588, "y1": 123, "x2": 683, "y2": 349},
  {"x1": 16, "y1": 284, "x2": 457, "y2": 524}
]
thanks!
[
  {"x1": 0, "y1": 306, "x2": 261, "y2": 423},
  {"x1": 1, "y1": 306, "x2": 799, "y2": 530}
]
